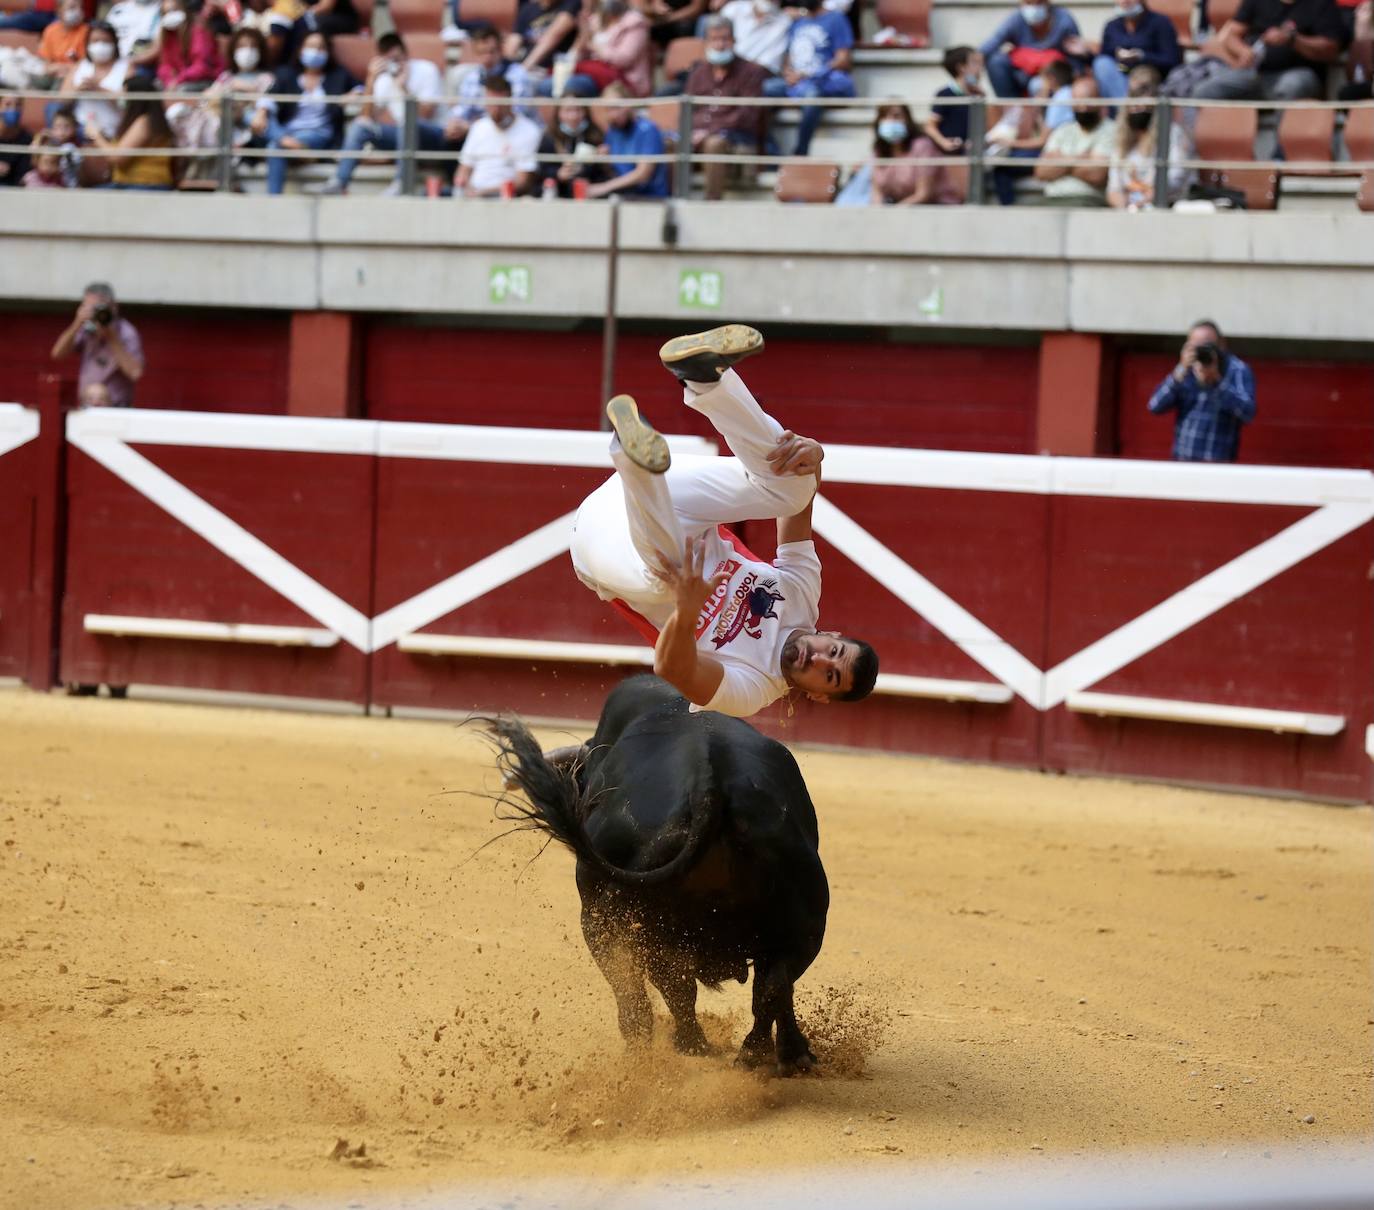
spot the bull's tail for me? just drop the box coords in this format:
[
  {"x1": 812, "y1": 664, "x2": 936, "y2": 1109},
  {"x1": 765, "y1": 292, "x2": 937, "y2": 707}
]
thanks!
[{"x1": 482, "y1": 716, "x2": 721, "y2": 886}]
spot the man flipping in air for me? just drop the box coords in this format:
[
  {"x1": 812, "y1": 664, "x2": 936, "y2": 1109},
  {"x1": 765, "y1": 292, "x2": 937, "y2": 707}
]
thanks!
[{"x1": 570, "y1": 323, "x2": 879, "y2": 717}]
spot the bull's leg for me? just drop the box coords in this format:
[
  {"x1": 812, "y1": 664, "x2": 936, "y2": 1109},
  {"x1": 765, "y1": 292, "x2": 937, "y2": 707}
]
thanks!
[
  {"x1": 582, "y1": 905, "x2": 652, "y2": 1045},
  {"x1": 646, "y1": 952, "x2": 710, "y2": 1056},
  {"x1": 740, "y1": 960, "x2": 816, "y2": 1077}
]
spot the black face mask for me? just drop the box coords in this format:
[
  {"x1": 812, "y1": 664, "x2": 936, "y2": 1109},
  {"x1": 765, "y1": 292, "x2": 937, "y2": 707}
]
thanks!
[
  {"x1": 1075, "y1": 110, "x2": 1102, "y2": 130},
  {"x1": 1127, "y1": 109, "x2": 1152, "y2": 131}
]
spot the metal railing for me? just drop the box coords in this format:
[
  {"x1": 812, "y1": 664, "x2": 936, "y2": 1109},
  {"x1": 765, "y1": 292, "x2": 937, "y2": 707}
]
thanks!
[{"x1": 1, "y1": 87, "x2": 1371, "y2": 204}]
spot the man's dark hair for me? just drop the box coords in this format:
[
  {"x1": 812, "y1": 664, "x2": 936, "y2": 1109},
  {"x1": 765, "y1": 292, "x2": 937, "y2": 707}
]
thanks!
[
  {"x1": 468, "y1": 21, "x2": 499, "y2": 41},
  {"x1": 1042, "y1": 58, "x2": 1074, "y2": 90},
  {"x1": 1190, "y1": 317, "x2": 1224, "y2": 344},
  {"x1": 837, "y1": 637, "x2": 879, "y2": 703},
  {"x1": 377, "y1": 31, "x2": 406, "y2": 54},
  {"x1": 484, "y1": 72, "x2": 513, "y2": 95},
  {"x1": 942, "y1": 45, "x2": 975, "y2": 77}
]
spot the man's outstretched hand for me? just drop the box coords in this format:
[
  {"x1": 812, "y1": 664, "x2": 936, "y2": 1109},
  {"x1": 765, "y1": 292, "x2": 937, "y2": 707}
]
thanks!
[
  {"x1": 653, "y1": 535, "x2": 729, "y2": 616},
  {"x1": 769, "y1": 431, "x2": 824, "y2": 477}
]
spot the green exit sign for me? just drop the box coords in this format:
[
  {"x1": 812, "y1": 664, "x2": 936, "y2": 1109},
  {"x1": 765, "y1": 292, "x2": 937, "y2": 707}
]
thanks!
[
  {"x1": 678, "y1": 269, "x2": 723, "y2": 310},
  {"x1": 489, "y1": 265, "x2": 531, "y2": 304}
]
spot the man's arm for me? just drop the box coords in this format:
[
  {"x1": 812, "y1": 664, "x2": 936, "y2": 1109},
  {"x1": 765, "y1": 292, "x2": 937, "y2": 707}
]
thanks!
[
  {"x1": 1034, "y1": 150, "x2": 1070, "y2": 181},
  {"x1": 51, "y1": 301, "x2": 92, "y2": 361},
  {"x1": 651, "y1": 535, "x2": 727, "y2": 707},
  {"x1": 522, "y1": 10, "x2": 577, "y2": 69},
  {"x1": 1070, "y1": 154, "x2": 1109, "y2": 188},
  {"x1": 769, "y1": 429, "x2": 823, "y2": 547},
  {"x1": 1213, "y1": 360, "x2": 1256, "y2": 423},
  {"x1": 104, "y1": 323, "x2": 144, "y2": 382}
]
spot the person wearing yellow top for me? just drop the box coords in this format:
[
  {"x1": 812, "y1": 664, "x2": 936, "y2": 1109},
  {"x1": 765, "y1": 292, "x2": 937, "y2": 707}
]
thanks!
[{"x1": 83, "y1": 72, "x2": 178, "y2": 190}]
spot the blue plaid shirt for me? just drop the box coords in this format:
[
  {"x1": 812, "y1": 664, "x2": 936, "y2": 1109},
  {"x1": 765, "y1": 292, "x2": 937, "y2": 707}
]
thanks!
[{"x1": 1148, "y1": 354, "x2": 1256, "y2": 463}]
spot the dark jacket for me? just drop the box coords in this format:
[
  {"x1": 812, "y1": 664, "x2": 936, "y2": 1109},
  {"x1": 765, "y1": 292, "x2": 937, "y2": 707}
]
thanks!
[
  {"x1": 1099, "y1": 6, "x2": 1183, "y2": 75},
  {"x1": 270, "y1": 62, "x2": 359, "y2": 145}
]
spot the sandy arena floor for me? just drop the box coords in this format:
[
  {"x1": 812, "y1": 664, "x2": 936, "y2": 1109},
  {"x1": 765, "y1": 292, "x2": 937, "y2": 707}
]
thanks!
[{"x1": 1, "y1": 687, "x2": 1370, "y2": 1210}]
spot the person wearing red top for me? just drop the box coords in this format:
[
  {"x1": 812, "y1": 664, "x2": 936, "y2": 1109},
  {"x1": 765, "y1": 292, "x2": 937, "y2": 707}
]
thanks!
[{"x1": 156, "y1": 0, "x2": 225, "y2": 90}]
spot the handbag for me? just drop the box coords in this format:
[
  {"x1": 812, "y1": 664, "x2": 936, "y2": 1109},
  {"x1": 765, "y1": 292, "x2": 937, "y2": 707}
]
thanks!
[{"x1": 1007, "y1": 46, "x2": 1066, "y2": 75}]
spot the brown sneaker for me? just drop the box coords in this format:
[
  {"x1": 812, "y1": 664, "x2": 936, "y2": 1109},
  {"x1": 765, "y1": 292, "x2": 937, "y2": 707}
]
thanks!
[
  {"x1": 605, "y1": 395, "x2": 670, "y2": 474},
  {"x1": 658, "y1": 324, "x2": 764, "y2": 384}
]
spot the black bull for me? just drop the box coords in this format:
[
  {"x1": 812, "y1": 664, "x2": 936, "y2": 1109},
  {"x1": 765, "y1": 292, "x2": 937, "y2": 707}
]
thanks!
[{"x1": 487, "y1": 675, "x2": 829, "y2": 1075}]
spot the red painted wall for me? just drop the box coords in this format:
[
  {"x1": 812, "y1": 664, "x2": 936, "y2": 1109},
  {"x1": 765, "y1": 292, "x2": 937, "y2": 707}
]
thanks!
[
  {"x1": 1116, "y1": 352, "x2": 1374, "y2": 469},
  {"x1": 0, "y1": 436, "x2": 38, "y2": 681},
  {"x1": 60, "y1": 444, "x2": 372, "y2": 700},
  {"x1": 362, "y1": 325, "x2": 1041, "y2": 454},
  {"x1": 0, "y1": 311, "x2": 290, "y2": 414}
]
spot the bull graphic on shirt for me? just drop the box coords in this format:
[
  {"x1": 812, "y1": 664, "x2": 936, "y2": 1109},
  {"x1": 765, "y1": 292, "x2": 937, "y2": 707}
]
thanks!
[{"x1": 711, "y1": 578, "x2": 786, "y2": 650}]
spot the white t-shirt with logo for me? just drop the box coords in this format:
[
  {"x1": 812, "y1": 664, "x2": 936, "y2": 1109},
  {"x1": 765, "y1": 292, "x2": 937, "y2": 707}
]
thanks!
[
  {"x1": 459, "y1": 113, "x2": 542, "y2": 193},
  {"x1": 371, "y1": 58, "x2": 444, "y2": 126},
  {"x1": 635, "y1": 534, "x2": 822, "y2": 718}
]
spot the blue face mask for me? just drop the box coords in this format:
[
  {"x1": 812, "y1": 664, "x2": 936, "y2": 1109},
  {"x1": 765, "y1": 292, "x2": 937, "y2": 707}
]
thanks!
[
  {"x1": 300, "y1": 47, "x2": 328, "y2": 69},
  {"x1": 1, "y1": 107, "x2": 21, "y2": 128},
  {"x1": 877, "y1": 118, "x2": 908, "y2": 143},
  {"x1": 704, "y1": 47, "x2": 734, "y2": 66}
]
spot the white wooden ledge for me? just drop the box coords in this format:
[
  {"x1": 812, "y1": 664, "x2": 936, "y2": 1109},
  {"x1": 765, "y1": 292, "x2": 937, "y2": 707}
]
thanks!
[
  {"x1": 398, "y1": 634, "x2": 655, "y2": 666},
  {"x1": 1366, "y1": 724, "x2": 1373, "y2": 761},
  {"x1": 874, "y1": 674, "x2": 1014, "y2": 703},
  {"x1": 1068, "y1": 691, "x2": 1345, "y2": 736},
  {"x1": 84, "y1": 614, "x2": 339, "y2": 648}
]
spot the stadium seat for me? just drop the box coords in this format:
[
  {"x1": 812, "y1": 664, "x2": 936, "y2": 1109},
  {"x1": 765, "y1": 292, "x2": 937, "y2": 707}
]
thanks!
[
  {"x1": 20, "y1": 92, "x2": 47, "y2": 135},
  {"x1": 873, "y1": 0, "x2": 931, "y2": 48},
  {"x1": 663, "y1": 36, "x2": 704, "y2": 81},
  {"x1": 774, "y1": 161, "x2": 839, "y2": 202},
  {"x1": 0, "y1": 0, "x2": 34, "y2": 11},
  {"x1": 390, "y1": 0, "x2": 445, "y2": 35},
  {"x1": 0, "y1": 29, "x2": 40, "y2": 51},
  {"x1": 405, "y1": 31, "x2": 447, "y2": 68},
  {"x1": 1345, "y1": 108, "x2": 1374, "y2": 211},
  {"x1": 331, "y1": 33, "x2": 375, "y2": 81},
  {"x1": 1204, "y1": 0, "x2": 1241, "y2": 31},
  {"x1": 453, "y1": 0, "x2": 518, "y2": 32},
  {"x1": 353, "y1": 0, "x2": 374, "y2": 32},
  {"x1": 1150, "y1": 0, "x2": 1195, "y2": 46},
  {"x1": 1193, "y1": 104, "x2": 1276, "y2": 210},
  {"x1": 645, "y1": 99, "x2": 681, "y2": 137},
  {"x1": 1276, "y1": 105, "x2": 1335, "y2": 180}
]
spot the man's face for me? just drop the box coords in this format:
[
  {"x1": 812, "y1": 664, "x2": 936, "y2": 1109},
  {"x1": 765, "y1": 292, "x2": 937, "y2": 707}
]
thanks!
[
  {"x1": 705, "y1": 24, "x2": 734, "y2": 55},
  {"x1": 782, "y1": 632, "x2": 857, "y2": 701},
  {"x1": 486, "y1": 93, "x2": 512, "y2": 125},
  {"x1": 384, "y1": 47, "x2": 407, "y2": 75},
  {"x1": 1184, "y1": 324, "x2": 1221, "y2": 356},
  {"x1": 51, "y1": 115, "x2": 76, "y2": 143},
  {"x1": 474, "y1": 35, "x2": 500, "y2": 70}
]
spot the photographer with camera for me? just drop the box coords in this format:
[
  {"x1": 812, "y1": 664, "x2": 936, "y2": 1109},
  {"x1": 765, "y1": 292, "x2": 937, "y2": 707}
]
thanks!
[
  {"x1": 50, "y1": 282, "x2": 145, "y2": 408},
  {"x1": 1148, "y1": 319, "x2": 1255, "y2": 463}
]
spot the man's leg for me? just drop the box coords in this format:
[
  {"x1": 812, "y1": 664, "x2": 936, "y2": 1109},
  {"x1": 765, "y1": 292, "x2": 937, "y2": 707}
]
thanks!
[
  {"x1": 1192, "y1": 68, "x2": 1262, "y2": 99},
  {"x1": 1093, "y1": 55, "x2": 1129, "y2": 100},
  {"x1": 1260, "y1": 66, "x2": 1321, "y2": 100}
]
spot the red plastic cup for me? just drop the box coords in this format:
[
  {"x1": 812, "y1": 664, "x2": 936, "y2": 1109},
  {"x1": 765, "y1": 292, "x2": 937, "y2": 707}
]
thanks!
[
  {"x1": 425, "y1": 176, "x2": 440, "y2": 198},
  {"x1": 573, "y1": 178, "x2": 588, "y2": 201},
  {"x1": 500, "y1": 180, "x2": 515, "y2": 200}
]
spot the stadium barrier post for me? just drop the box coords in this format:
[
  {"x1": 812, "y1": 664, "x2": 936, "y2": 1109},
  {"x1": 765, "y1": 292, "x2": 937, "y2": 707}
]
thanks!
[
  {"x1": 967, "y1": 99, "x2": 987, "y2": 205},
  {"x1": 28, "y1": 374, "x2": 73, "y2": 694},
  {"x1": 216, "y1": 93, "x2": 234, "y2": 192},
  {"x1": 400, "y1": 96, "x2": 418, "y2": 196},
  {"x1": 599, "y1": 195, "x2": 621, "y2": 428},
  {"x1": 674, "y1": 98, "x2": 693, "y2": 199},
  {"x1": 1154, "y1": 97, "x2": 1172, "y2": 211}
]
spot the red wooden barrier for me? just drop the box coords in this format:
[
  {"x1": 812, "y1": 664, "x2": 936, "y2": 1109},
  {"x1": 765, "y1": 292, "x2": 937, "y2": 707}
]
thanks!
[{"x1": 0, "y1": 401, "x2": 44, "y2": 684}]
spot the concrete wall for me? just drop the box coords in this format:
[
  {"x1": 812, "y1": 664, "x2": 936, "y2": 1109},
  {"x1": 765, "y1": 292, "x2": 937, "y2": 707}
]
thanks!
[{"x1": 3, "y1": 192, "x2": 1372, "y2": 342}]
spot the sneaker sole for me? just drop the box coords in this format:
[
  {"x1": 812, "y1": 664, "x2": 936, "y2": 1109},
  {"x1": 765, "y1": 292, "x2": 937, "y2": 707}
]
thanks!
[
  {"x1": 658, "y1": 324, "x2": 764, "y2": 374},
  {"x1": 606, "y1": 395, "x2": 670, "y2": 474}
]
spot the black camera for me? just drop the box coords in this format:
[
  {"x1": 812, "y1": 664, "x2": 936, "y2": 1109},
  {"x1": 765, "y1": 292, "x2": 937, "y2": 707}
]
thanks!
[
  {"x1": 93, "y1": 304, "x2": 114, "y2": 326},
  {"x1": 1194, "y1": 342, "x2": 1222, "y2": 368}
]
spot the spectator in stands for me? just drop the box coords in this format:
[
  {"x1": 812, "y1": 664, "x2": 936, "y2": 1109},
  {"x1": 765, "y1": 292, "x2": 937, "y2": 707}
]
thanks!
[
  {"x1": 1337, "y1": 0, "x2": 1371, "y2": 98},
  {"x1": 156, "y1": 0, "x2": 226, "y2": 91},
  {"x1": 980, "y1": 0, "x2": 1090, "y2": 97},
  {"x1": 38, "y1": 1, "x2": 89, "y2": 79},
  {"x1": 927, "y1": 45, "x2": 984, "y2": 152},
  {"x1": 322, "y1": 32, "x2": 443, "y2": 194},
  {"x1": 1093, "y1": 0, "x2": 1181, "y2": 99},
  {"x1": 762, "y1": 0, "x2": 854, "y2": 156},
  {"x1": 1107, "y1": 64, "x2": 1193, "y2": 208},
  {"x1": 1189, "y1": 0, "x2": 1344, "y2": 101},
  {"x1": 43, "y1": 108, "x2": 85, "y2": 184},
  {"x1": 508, "y1": 0, "x2": 581, "y2": 76},
  {"x1": 61, "y1": 22, "x2": 129, "y2": 141},
  {"x1": 51, "y1": 282, "x2": 145, "y2": 408},
  {"x1": 866, "y1": 102, "x2": 961, "y2": 204},
  {"x1": 642, "y1": 0, "x2": 710, "y2": 48},
  {"x1": 84, "y1": 72, "x2": 179, "y2": 189},
  {"x1": 454, "y1": 74, "x2": 542, "y2": 195},
  {"x1": 570, "y1": 0, "x2": 653, "y2": 96},
  {"x1": 22, "y1": 135, "x2": 68, "y2": 187},
  {"x1": 107, "y1": 0, "x2": 166, "y2": 72},
  {"x1": 169, "y1": 27, "x2": 275, "y2": 180},
  {"x1": 286, "y1": 0, "x2": 359, "y2": 60},
  {"x1": 0, "y1": 0, "x2": 54, "y2": 34},
  {"x1": 684, "y1": 15, "x2": 768, "y2": 199},
  {"x1": 254, "y1": 30, "x2": 357, "y2": 193},
  {"x1": 0, "y1": 99, "x2": 32, "y2": 187},
  {"x1": 1033, "y1": 75, "x2": 1115, "y2": 204},
  {"x1": 1148, "y1": 319, "x2": 1256, "y2": 462},
  {"x1": 708, "y1": 0, "x2": 793, "y2": 76},
  {"x1": 447, "y1": 25, "x2": 534, "y2": 128},
  {"x1": 536, "y1": 100, "x2": 608, "y2": 194},
  {"x1": 985, "y1": 59, "x2": 1072, "y2": 203},
  {"x1": 587, "y1": 80, "x2": 669, "y2": 196}
]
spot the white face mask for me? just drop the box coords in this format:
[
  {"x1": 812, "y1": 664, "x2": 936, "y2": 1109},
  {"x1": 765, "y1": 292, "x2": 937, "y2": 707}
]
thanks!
[
  {"x1": 234, "y1": 45, "x2": 260, "y2": 70},
  {"x1": 1021, "y1": 3, "x2": 1048, "y2": 22},
  {"x1": 60, "y1": 8, "x2": 83, "y2": 26},
  {"x1": 89, "y1": 39, "x2": 116, "y2": 62},
  {"x1": 161, "y1": 9, "x2": 187, "y2": 29},
  {"x1": 386, "y1": 58, "x2": 403, "y2": 76}
]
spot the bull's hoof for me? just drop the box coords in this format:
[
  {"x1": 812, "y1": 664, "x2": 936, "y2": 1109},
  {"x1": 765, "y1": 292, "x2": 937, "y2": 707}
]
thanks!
[
  {"x1": 673, "y1": 1025, "x2": 713, "y2": 1056},
  {"x1": 734, "y1": 1039, "x2": 774, "y2": 1072},
  {"x1": 776, "y1": 1050, "x2": 819, "y2": 1078}
]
